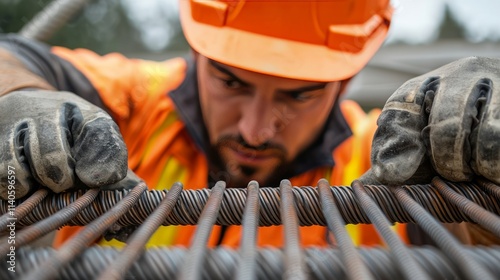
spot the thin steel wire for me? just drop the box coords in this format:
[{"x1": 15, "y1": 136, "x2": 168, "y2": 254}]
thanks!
[
  {"x1": 433, "y1": 177, "x2": 500, "y2": 238},
  {"x1": 236, "y1": 181, "x2": 260, "y2": 280},
  {"x1": 317, "y1": 179, "x2": 373, "y2": 280},
  {"x1": 351, "y1": 180, "x2": 429, "y2": 280},
  {"x1": 0, "y1": 189, "x2": 99, "y2": 257},
  {"x1": 280, "y1": 180, "x2": 308, "y2": 280},
  {"x1": 0, "y1": 189, "x2": 48, "y2": 230},
  {"x1": 4, "y1": 246, "x2": 500, "y2": 279},
  {"x1": 391, "y1": 185, "x2": 495, "y2": 280},
  {"x1": 98, "y1": 182, "x2": 183, "y2": 280},
  {"x1": 3, "y1": 182, "x2": 497, "y2": 230},
  {"x1": 178, "y1": 181, "x2": 226, "y2": 280},
  {"x1": 22, "y1": 183, "x2": 147, "y2": 280}
]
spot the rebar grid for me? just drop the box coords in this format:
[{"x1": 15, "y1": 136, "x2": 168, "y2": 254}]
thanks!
[
  {"x1": 0, "y1": 177, "x2": 499, "y2": 280},
  {"x1": 2, "y1": 246, "x2": 500, "y2": 280}
]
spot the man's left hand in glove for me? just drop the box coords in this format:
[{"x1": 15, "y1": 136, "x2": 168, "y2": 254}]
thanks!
[
  {"x1": 361, "y1": 56, "x2": 500, "y2": 245},
  {"x1": 363, "y1": 56, "x2": 500, "y2": 186}
]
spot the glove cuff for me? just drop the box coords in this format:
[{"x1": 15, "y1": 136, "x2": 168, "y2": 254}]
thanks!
[{"x1": 0, "y1": 48, "x2": 54, "y2": 96}]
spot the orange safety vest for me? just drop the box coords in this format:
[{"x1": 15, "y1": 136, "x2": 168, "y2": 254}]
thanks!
[{"x1": 51, "y1": 47, "x2": 408, "y2": 248}]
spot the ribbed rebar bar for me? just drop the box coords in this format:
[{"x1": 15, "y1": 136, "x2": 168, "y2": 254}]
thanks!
[
  {"x1": 2, "y1": 181, "x2": 497, "y2": 229},
  {"x1": 178, "y1": 181, "x2": 226, "y2": 280},
  {"x1": 318, "y1": 179, "x2": 373, "y2": 280},
  {"x1": 477, "y1": 178, "x2": 500, "y2": 205},
  {"x1": 98, "y1": 182, "x2": 183, "y2": 280},
  {"x1": 0, "y1": 189, "x2": 48, "y2": 230},
  {"x1": 280, "y1": 180, "x2": 308, "y2": 280},
  {"x1": 236, "y1": 181, "x2": 260, "y2": 280},
  {"x1": 391, "y1": 185, "x2": 495, "y2": 280},
  {"x1": 433, "y1": 177, "x2": 500, "y2": 239},
  {"x1": 3, "y1": 246, "x2": 500, "y2": 280},
  {"x1": 20, "y1": 0, "x2": 92, "y2": 41},
  {"x1": 351, "y1": 180, "x2": 429, "y2": 280},
  {"x1": 22, "y1": 183, "x2": 147, "y2": 280}
]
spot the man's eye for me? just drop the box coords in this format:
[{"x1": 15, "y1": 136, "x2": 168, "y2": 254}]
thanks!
[
  {"x1": 223, "y1": 79, "x2": 242, "y2": 89},
  {"x1": 289, "y1": 92, "x2": 314, "y2": 102}
]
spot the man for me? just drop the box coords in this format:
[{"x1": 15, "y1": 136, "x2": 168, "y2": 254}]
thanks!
[{"x1": 0, "y1": 0, "x2": 499, "y2": 248}]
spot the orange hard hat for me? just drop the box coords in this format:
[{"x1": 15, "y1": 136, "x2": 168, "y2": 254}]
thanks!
[{"x1": 179, "y1": 0, "x2": 392, "y2": 82}]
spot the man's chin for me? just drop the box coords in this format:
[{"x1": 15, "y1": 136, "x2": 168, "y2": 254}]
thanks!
[{"x1": 224, "y1": 167, "x2": 287, "y2": 188}]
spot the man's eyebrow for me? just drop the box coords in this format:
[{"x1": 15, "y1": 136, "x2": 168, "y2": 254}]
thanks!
[
  {"x1": 208, "y1": 59, "x2": 251, "y2": 87},
  {"x1": 208, "y1": 59, "x2": 328, "y2": 93},
  {"x1": 279, "y1": 83, "x2": 328, "y2": 94}
]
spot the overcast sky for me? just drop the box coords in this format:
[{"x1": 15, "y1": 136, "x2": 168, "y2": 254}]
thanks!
[{"x1": 121, "y1": 0, "x2": 500, "y2": 51}]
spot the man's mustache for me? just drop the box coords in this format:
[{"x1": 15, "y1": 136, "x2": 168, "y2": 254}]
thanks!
[{"x1": 217, "y1": 135, "x2": 287, "y2": 154}]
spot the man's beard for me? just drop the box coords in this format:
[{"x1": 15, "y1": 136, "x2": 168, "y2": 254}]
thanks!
[{"x1": 207, "y1": 135, "x2": 293, "y2": 188}]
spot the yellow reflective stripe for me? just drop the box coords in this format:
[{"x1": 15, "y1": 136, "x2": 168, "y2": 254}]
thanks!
[
  {"x1": 156, "y1": 157, "x2": 188, "y2": 191},
  {"x1": 98, "y1": 236, "x2": 126, "y2": 248},
  {"x1": 141, "y1": 112, "x2": 179, "y2": 161},
  {"x1": 140, "y1": 61, "x2": 174, "y2": 95},
  {"x1": 345, "y1": 224, "x2": 361, "y2": 246}
]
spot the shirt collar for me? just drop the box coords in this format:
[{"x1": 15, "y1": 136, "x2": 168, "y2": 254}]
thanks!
[{"x1": 170, "y1": 59, "x2": 352, "y2": 178}]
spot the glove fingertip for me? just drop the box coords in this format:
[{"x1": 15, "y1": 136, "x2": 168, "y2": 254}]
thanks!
[
  {"x1": 101, "y1": 169, "x2": 143, "y2": 191},
  {"x1": 76, "y1": 158, "x2": 128, "y2": 188}
]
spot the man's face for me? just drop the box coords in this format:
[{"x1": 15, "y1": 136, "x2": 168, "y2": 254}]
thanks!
[{"x1": 197, "y1": 55, "x2": 340, "y2": 187}]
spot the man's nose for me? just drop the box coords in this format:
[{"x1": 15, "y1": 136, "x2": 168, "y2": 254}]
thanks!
[{"x1": 238, "y1": 98, "x2": 279, "y2": 147}]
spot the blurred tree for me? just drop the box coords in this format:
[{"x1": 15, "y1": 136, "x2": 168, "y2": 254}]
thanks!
[
  {"x1": 439, "y1": 5, "x2": 464, "y2": 39},
  {"x1": 0, "y1": 0, "x2": 188, "y2": 55}
]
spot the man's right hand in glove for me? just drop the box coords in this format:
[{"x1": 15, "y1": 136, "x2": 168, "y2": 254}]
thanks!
[{"x1": 0, "y1": 90, "x2": 131, "y2": 199}]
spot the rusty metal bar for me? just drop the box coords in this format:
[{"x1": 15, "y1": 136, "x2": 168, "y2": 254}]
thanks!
[
  {"x1": 178, "y1": 181, "x2": 226, "y2": 280},
  {"x1": 280, "y1": 179, "x2": 308, "y2": 279},
  {"x1": 318, "y1": 179, "x2": 373, "y2": 280},
  {"x1": 351, "y1": 180, "x2": 429, "y2": 280},
  {"x1": 0, "y1": 188, "x2": 99, "y2": 257},
  {"x1": 22, "y1": 183, "x2": 147, "y2": 280},
  {"x1": 235, "y1": 181, "x2": 260, "y2": 280},
  {"x1": 432, "y1": 177, "x2": 500, "y2": 238},
  {"x1": 0, "y1": 189, "x2": 48, "y2": 230},
  {"x1": 2, "y1": 182, "x2": 497, "y2": 229},
  {"x1": 391, "y1": 185, "x2": 495, "y2": 280},
  {"x1": 477, "y1": 178, "x2": 500, "y2": 205},
  {"x1": 98, "y1": 182, "x2": 183, "y2": 280}
]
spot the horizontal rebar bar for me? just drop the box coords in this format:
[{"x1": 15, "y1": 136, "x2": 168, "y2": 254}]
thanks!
[
  {"x1": 1, "y1": 181, "x2": 498, "y2": 230},
  {"x1": 3, "y1": 246, "x2": 499, "y2": 280}
]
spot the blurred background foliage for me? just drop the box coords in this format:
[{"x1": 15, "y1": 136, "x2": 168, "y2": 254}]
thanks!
[{"x1": 0, "y1": 0, "x2": 189, "y2": 54}]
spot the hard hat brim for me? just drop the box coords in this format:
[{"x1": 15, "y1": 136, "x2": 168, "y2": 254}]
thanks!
[{"x1": 179, "y1": 0, "x2": 389, "y2": 82}]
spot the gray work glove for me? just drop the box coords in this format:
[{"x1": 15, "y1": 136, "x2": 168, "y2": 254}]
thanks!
[
  {"x1": 0, "y1": 90, "x2": 140, "y2": 199},
  {"x1": 361, "y1": 56, "x2": 500, "y2": 186}
]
